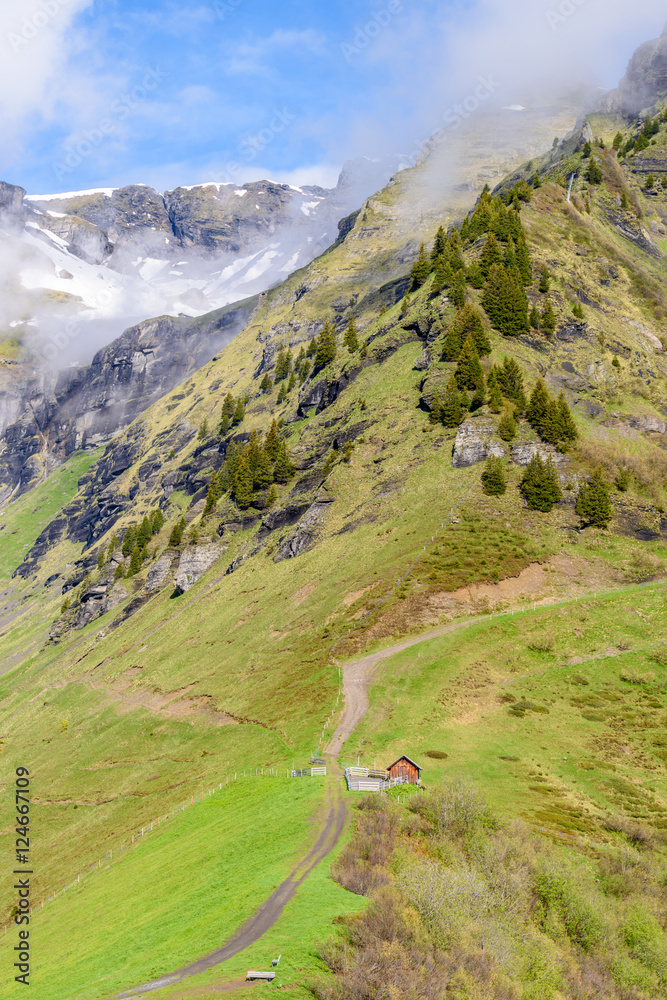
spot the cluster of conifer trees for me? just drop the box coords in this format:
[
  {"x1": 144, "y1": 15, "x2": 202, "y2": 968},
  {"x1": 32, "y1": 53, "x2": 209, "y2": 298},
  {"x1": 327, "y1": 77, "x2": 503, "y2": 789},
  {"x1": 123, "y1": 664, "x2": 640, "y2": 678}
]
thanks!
[
  {"x1": 204, "y1": 419, "x2": 295, "y2": 514},
  {"x1": 116, "y1": 508, "x2": 165, "y2": 577},
  {"x1": 218, "y1": 393, "x2": 246, "y2": 435},
  {"x1": 429, "y1": 303, "x2": 578, "y2": 449},
  {"x1": 413, "y1": 186, "x2": 563, "y2": 338},
  {"x1": 482, "y1": 451, "x2": 612, "y2": 524}
]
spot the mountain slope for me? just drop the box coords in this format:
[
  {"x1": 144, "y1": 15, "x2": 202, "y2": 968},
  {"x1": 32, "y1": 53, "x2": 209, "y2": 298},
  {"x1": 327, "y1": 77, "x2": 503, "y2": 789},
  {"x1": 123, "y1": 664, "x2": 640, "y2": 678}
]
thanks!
[{"x1": 2, "y1": 43, "x2": 667, "y2": 998}]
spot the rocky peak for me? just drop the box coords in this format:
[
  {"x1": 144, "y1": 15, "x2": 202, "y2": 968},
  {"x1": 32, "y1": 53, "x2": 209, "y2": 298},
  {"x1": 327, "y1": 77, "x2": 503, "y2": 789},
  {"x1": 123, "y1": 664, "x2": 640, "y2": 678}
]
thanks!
[
  {"x1": 0, "y1": 180, "x2": 26, "y2": 221},
  {"x1": 600, "y1": 24, "x2": 667, "y2": 115}
]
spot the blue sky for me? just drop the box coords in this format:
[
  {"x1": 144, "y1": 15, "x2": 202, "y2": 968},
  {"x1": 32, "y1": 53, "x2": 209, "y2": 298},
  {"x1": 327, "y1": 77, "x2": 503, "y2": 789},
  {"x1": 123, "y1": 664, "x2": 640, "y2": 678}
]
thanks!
[{"x1": 1, "y1": 0, "x2": 665, "y2": 195}]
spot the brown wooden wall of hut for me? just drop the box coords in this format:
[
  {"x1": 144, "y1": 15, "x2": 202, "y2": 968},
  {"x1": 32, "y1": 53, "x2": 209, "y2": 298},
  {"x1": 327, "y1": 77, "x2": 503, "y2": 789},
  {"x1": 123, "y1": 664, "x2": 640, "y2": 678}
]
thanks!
[{"x1": 388, "y1": 758, "x2": 420, "y2": 784}]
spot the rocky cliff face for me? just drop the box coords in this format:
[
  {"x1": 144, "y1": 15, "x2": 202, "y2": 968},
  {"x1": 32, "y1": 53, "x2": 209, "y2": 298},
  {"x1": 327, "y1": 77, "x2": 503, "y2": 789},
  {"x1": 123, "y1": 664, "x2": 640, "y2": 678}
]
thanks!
[
  {"x1": 600, "y1": 24, "x2": 667, "y2": 114},
  {"x1": 13, "y1": 157, "x2": 402, "y2": 334},
  {"x1": 0, "y1": 295, "x2": 257, "y2": 501}
]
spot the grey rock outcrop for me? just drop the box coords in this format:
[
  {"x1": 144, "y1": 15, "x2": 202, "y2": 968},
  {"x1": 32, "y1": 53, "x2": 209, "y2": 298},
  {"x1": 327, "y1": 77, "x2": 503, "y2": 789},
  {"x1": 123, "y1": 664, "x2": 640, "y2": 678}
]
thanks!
[
  {"x1": 452, "y1": 419, "x2": 506, "y2": 468},
  {"x1": 173, "y1": 544, "x2": 222, "y2": 595},
  {"x1": 0, "y1": 296, "x2": 257, "y2": 499},
  {"x1": 145, "y1": 553, "x2": 178, "y2": 593},
  {"x1": 600, "y1": 25, "x2": 667, "y2": 115},
  {"x1": 510, "y1": 442, "x2": 565, "y2": 467},
  {"x1": 274, "y1": 499, "x2": 334, "y2": 562}
]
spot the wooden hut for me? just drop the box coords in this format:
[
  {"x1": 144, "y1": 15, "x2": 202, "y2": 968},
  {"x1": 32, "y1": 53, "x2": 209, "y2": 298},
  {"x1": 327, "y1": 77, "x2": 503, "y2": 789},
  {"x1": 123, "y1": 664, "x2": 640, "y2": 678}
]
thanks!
[{"x1": 387, "y1": 755, "x2": 421, "y2": 785}]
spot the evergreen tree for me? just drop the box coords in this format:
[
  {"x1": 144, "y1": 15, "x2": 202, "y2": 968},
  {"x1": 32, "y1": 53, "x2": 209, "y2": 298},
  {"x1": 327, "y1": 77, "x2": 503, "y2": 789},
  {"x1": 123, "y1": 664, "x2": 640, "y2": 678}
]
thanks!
[
  {"x1": 265, "y1": 419, "x2": 281, "y2": 460},
  {"x1": 204, "y1": 471, "x2": 224, "y2": 515},
  {"x1": 440, "y1": 376, "x2": 464, "y2": 428},
  {"x1": 503, "y1": 237, "x2": 517, "y2": 272},
  {"x1": 313, "y1": 321, "x2": 337, "y2": 372},
  {"x1": 612, "y1": 131, "x2": 623, "y2": 150},
  {"x1": 480, "y1": 233, "x2": 503, "y2": 279},
  {"x1": 265, "y1": 484, "x2": 278, "y2": 508},
  {"x1": 487, "y1": 369, "x2": 503, "y2": 412},
  {"x1": 232, "y1": 398, "x2": 245, "y2": 425},
  {"x1": 552, "y1": 392, "x2": 578, "y2": 445},
  {"x1": 274, "y1": 346, "x2": 292, "y2": 382},
  {"x1": 306, "y1": 336, "x2": 318, "y2": 358},
  {"x1": 127, "y1": 545, "x2": 144, "y2": 577},
  {"x1": 169, "y1": 516, "x2": 186, "y2": 547},
  {"x1": 223, "y1": 441, "x2": 241, "y2": 486},
  {"x1": 538, "y1": 265, "x2": 551, "y2": 294},
  {"x1": 273, "y1": 441, "x2": 296, "y2": 484},
  {"x1": 532, "y1": 173, "x2": 542, "y2": 188},
  {"x1": 526, "y1": 378, "x2": 551, "y2": 435},
  {"x1": 343, "y1": 316, "x2": 359, "y2": 353},
  {"x1": 586, "y1": 157, "x2": 603, "y2": 184},
  {"x1": 429, "y1": 393, "x2": 443, "y2": 425},
  {"x1": 449, "y1": 269, "x2": 466, "y2": 308},
  {"x1": 136, "y1": 516, "x2": 152, "y2": 548},
  {"x1": 221, "y1": 393, "x2": 235, "y2": 420},
  {"x1": 411, "y1": 243, "x2": 431, "y2": 288},
  {"x1": 497, "y1": 356, "x2": 526, "y2": 411},
  {"x1": 515, "y1": 236, "x2": 533, "y2": 285},
  {"x1": 246, "y1": 430, "x2": 262, "y2": 481},
  {"x1": 466, "y1": 261, "x2": 484, "y2": 289},
  {"x1": 260, "y1": 373, "x2": 273, "y2": 393},
  {"x1": 529, "y1": 304, "x2": 540, "y2": 329},
  {"x1": 481, "y1": 455, "x2": 507, "y2": 496},
  {"x1": 582, "y1": 140, "x2": 592, "y2": 157},
  {"x1": 299, "y1": 360, "x2": 311, "y2": 382},
  {"x1": 151, "y1": 509, "x2": 165, "y2": 534},
  {"x1": 254, "y1": 449, "x2": 274, "y2": 490},
  {"x1": 277, "y1": 382, "x2": 287, "y2": 404},
  {"x1": 108, "y1": 533, "x2": 119, "y2": 554},
  {"x1": 445, "y1": 303, "x2": 491, "y2": 360},
  {"x1": 482, "y1": 264, "x2": 528, "y2": 336},
  {"x1": 431, "y1": 225, "x2": 447, "y2": 263},
  {"x1": 541, "y1": 297, "x2": 556, "y2": 333},
  {"x1": 97, "y1": 548, "x2": 105, "y2": 570},
  {"x1": 454, "y1": 334, "x2": 485, "y2": 393},
  {"x1": 498, "y1": 408, "x2": 518, "y2": 441},
  {"x1": 233, "y1": 454, "x2": 254, "y2": 510},
  {"x1": 520, "y1": 455, "x2": 562, "y2": 512},
  {"x1": 288, "y1": 371, "x2": 297, "y2": 392},
  {"x1": 576, "y1": 468, "x2": 612, "y2": 527},
  {"x1": 431, "y1": 258, "x2": 449, "y2": 295},
  {"x1": 572, "y1": 301, "x2": 584, "y2": 320},
  {"x1": 197, "y1": 419, "x2": 209, "y2": 441},
  {"x1": 442, "y1": 323, "x2": 462, "y2": 362},
  {"x1": 121, "y1": 525, "x2": 136, "y2": 558}
]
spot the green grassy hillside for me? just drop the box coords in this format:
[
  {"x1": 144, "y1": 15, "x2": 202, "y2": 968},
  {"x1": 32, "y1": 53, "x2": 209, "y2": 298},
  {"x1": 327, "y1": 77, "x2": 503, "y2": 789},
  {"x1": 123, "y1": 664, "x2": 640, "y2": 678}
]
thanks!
[{"x1": 1, "y1": 106, "x2": 667, "y2": 999}]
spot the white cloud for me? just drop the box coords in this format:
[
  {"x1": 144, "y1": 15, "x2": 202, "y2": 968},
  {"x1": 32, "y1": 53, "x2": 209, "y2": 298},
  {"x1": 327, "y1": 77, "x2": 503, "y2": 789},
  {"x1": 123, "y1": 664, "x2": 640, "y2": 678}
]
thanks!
[
  {"x1": 226, "y1": 27, "x2": 328, "y2": 75},
  {"x1": 0, "y1": 0, "x2": 95, "y2": 167}
]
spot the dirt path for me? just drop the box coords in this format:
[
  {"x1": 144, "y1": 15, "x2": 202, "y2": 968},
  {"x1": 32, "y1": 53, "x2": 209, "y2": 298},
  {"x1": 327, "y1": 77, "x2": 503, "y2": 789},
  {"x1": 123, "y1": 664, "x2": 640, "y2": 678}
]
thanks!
[
  {"x1": 113, "y1": 778, "x2": 346, "y2": 998},
  {"x1": 105, "y1": 579, "x2": 664, "y2": 997},
  {"x1": 325, "y1": 616, "x2": 487, "y2": 753}
]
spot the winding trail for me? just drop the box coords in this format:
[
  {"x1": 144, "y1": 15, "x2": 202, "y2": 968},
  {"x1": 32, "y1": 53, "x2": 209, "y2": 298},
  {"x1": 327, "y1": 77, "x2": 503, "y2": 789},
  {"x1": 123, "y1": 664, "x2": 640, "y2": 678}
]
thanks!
[
  {"x1": 105, "y1": 579, "x2": 663, "y2": 997},
  {"x1": 325, "y1": 617, "x2": 487, "y2": 753},
  {"x1": 111, "y1": 618, "x2": 489, "y2": 998},
  {"x1": 114, "y1": 778, "x2": 346, "y2": 998}
]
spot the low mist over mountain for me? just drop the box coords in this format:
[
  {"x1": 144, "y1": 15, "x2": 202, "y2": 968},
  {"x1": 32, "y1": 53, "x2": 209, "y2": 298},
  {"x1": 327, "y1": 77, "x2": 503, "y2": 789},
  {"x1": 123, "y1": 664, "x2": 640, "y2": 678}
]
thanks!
[{"x1": 0, "y1": 156, "x2": 403, "y2": 369}]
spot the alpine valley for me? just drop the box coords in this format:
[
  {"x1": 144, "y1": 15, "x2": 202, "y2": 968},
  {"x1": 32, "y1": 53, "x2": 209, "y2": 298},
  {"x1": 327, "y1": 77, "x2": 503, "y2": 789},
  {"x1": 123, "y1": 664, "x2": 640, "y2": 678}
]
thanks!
[{"x1": 2, "y1": 24, "x2": 667, "y2": 1000}]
